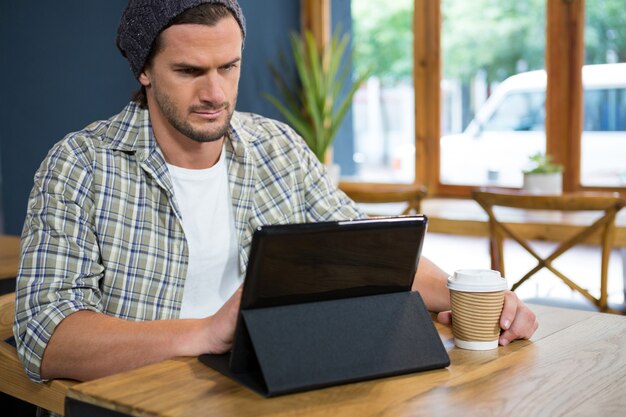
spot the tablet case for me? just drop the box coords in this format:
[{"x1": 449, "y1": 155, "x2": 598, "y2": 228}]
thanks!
[
  {"x1": 199, "y1": 216, "x2": 450, "y2": 396},
  {"x1": 199, "y1": 291, "x2": 449, "y2": 396}
]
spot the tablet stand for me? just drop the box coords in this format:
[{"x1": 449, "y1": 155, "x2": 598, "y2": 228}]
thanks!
[{"x1": 199, "y1": 291, "x2": 449, "y2": 396}]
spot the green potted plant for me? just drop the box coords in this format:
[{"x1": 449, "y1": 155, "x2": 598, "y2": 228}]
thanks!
[
  {"x1": 522, "y1": 152, "x2": 563, "y2": 194},
  {"x1": 264, "y1": 30, "x2": 370, "y2": 183}
]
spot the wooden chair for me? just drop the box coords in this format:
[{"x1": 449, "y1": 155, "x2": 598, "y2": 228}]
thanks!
[
  {"x1": 339, "y1": 182, "x2": 427, "y2": 216},
  {"x1": 472, "y1": 190, "x2": 625, "y2": 312},
  {"x1": 0, "y1": 292, "x2": 76, "y2": 415}
]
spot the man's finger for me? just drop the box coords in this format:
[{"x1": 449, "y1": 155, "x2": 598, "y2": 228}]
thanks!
[
  {"x1": 499, "y1": 291, "x2": 519, "y2": 331},
  {"x1": 499, "y1": 303, "x2": 538, "y2": 345},
  {"x1": 437, "y1": 311, "x2": 452, "y2": 325}
]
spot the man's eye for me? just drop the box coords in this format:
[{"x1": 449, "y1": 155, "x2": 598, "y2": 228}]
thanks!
[
  {"x1": 176, "y1": 68, "x2": 198, "y2": 75},
  {"x1": 221, "y1": 63, "x2": 238, "y2": 72}
]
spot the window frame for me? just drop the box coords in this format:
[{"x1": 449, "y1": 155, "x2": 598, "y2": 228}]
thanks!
[{"x1": 303, "y1": 0, "x2": 625, "y2": 197}]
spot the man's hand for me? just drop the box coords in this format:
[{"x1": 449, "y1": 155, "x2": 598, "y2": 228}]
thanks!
[
  {"x1": 436, "y1": 290, "x2": 539, "y2": 346},
  {"x1": 41, "y1": 286, "x2": 243, "y2": 381},
  {"x1": 199, "y1": 286, "x2": 242, "y2": 354}
]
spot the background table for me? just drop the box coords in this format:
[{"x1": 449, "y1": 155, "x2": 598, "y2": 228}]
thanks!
[
  {"x1": 0, "y1": 235, "x2": 19, "y2": 280},
  {"x1": 422, "y1": 198, "x2": 626, "y2": 302},
  {"x1": 422, "y1": 198, "x2": 626, "y2": 246},
  {"x1": 0, "y1": 235, "x2": 19, "y2": 295},
  {"x1": 65, "y1": 304, "x2": 626, "y2": 416}
]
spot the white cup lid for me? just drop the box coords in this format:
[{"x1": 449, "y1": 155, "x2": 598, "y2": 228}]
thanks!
[{"x1": 447, "y1": 269, "x2": 508, "y2": 292}]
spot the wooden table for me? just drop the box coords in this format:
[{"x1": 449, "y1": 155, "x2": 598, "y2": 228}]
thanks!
[
  {"x1": 0, "y1": 235, "x2": 20, "y2": 280},
  {"x1": 65, "y1": 304, "x2": 626, "y2": 416}
]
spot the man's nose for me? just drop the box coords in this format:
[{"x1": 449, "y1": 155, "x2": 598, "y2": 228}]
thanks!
[{"x1": 198, "y1": 73, "x2": 226, "y2": 104}]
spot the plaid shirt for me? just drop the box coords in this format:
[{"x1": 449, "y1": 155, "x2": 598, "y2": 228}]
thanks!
[{"x1": 14, "y1": 102, "x2": 363, "y2": 382}]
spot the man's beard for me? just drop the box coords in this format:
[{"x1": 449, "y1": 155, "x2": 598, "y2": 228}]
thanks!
[{"x1": 154, "y1": 86, "x2": 236, "y2": 143}]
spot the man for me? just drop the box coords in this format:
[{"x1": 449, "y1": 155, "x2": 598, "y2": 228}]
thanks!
[{"x1": 14, "y1": 0, "x2": 538, "y2": 384}]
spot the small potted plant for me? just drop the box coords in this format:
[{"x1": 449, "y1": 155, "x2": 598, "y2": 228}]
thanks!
[
  {"x1": 264, "y1": 30, "x2": 370, "y2": 184},
  {"x1": 522, "y1": 152, "x2": 563, "y2": 194}
]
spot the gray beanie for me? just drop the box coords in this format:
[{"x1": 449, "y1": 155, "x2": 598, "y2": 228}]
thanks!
[{"x1": 116, "y1": 0, "x2": 246, "y2": 79}]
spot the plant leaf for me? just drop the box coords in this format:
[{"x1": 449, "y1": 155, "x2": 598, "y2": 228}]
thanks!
[{"x1": 263, "y1": 28, "x2": 370, "y2": 162}]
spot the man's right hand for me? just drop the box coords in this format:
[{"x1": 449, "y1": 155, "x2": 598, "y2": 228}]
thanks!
[
  {"x1": 40, "y1": 286, "x2": 243, "y2": 381},
  {"x1": 196, "y1": 286, "x2": 242, "y2": 354}
]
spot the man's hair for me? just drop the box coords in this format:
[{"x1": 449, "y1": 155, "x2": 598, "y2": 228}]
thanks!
[{"x1": 132, "y1": 3, "x2": 238, "y2": 108}]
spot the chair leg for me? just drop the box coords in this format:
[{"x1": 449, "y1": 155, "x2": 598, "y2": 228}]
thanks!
[
  {"x1": 488, "y1": 235, "x2": 505, "y2": 277},
  {"x1": 598, "y1": 225, "x2": 615, "y2": 312},
  {"x1": 622, "y1": 248, "x2": 626, "y2": 305},
  {"x1": 489, "y1": 236, "x2": 498, "y2": 271}
]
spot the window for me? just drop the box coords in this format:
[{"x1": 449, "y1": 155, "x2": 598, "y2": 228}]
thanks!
[
  {"x1": 438, "y1": 0, "x2": 547, "y2": 190},
  {"x1": 440, "y1": 89, "x2": 547, "y2": 187},
  {"x1": 581, "y1": 0, "x2": 626, "y2": 187},
  {"x1": 584, "y1": 88, "x2": 626, "y2": 132},
  {"x1": 482, "y1": 92, "x2": 545, "y2": 132},
  {"x1": 338, "y1": 0, "x2": 415, "y2": 183},
  {"x1": 582, "y1": 86, "x2": 626, "y2": 186},
  {"x1": 309, "y1": 0, "x2": 625, "y2": 195}
]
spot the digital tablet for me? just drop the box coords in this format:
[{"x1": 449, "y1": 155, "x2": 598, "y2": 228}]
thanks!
[
  {"x1": 199, "y1": 215, "x2": 449, "y2": 393},
  {"x1": 225, "y1": 215, "x2": 428, "y2": 373},
  {"x1": 239, "y1": 215, "x2": 428, "y2": 310}
]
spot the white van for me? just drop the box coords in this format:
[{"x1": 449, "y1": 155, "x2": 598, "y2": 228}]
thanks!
[{"x1": 440, "y1": 63, "x2": 626, "y2": 187}]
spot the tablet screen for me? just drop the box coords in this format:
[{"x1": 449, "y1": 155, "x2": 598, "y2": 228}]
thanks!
[{"x1": 240, "y1": 216, "x2": 427, "y2": 309}]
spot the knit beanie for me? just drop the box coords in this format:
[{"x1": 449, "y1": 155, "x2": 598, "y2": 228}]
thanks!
[{"x1": 116, "y1": 0, "x2": 246, "y2": 79}]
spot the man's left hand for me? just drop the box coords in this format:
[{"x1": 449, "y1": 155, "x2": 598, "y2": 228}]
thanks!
[{"x1": 436, "y1": 290, "x2": 539, "y2": 346}]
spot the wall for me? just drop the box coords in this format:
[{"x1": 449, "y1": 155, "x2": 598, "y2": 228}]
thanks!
[
  {"x1": 0, "y1": 0, "x2": 299, "y2": 235},
  {"x1": 331, "y1": 0, "x2": 356, "y2": 176}
]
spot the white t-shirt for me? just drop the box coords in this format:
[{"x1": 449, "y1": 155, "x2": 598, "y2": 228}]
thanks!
[{"x1": 166, "y1": 148, "x2": 243, "y2": 318}]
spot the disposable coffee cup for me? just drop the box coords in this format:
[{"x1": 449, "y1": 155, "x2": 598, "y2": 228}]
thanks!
[{"x1": 447, "y1": 269, "x2": 508, "y2": 350}]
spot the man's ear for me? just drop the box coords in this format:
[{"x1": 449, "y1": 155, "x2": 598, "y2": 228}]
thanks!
[{"x1": 138, "y1": 69, "x2": 151, "y2": 87}]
